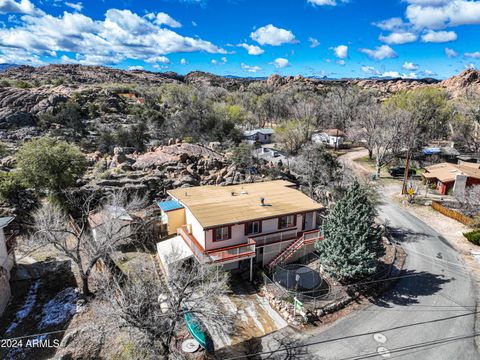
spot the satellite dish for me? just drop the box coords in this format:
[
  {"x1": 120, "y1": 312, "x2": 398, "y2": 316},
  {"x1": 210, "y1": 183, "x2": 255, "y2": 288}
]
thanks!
[{"x1": 182, "y1": 339, "x2": 200, "y2": 353}]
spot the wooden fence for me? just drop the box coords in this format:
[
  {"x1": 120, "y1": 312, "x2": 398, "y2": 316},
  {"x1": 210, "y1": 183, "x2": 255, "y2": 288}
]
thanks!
[{"x1": 431, "y1": 201, "x2": 473, "y2": 226}]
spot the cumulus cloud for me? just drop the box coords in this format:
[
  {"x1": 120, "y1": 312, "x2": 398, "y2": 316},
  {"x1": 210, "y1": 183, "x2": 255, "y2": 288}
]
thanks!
[
  {"x1": 465, "y1": 63, "x2": 476, "y2": 69},
  {"x1": 180, "y1": 58, "x2": 187, "y2": 65},
  {"x1": 402, "y1": 62, "x2": 419, "y2": 70},
  {"x1": 128, "y1": 65, "x2": 144, "y2": 71},
  {"x1": 241, "y1": 63, "x2": 261, "y2": 73},
  {"x1": 374, "y1": 17, "x2": 408, "y2": 32},
  {"x1": 250, "y1": 24, "x2": 296, "y2": 46},
  {"x1": 465, "y1": 52, "x2": 480, "y2": 58},
  {"x1": 238, "y1": 43, "x2": 264, "y2": 55},
  {"x1": 445, "y1": 47, "x2": 459, "y2": 58},
  {"x1": 421, "y1": 30, "x2": 457, "y2": 42},
  {"x1": 405, "y1": 0, "x2": 480, "y2": 30},
  {"x1": 422, "y1": 69, "x2": 437, "y2": 76},
  {"x1": 333, "y1": 45, "x2": 348, "y2": 58},
  {"x1": 379, "y1": 32, "x2": 418, "y2": 44},
  {"x1": 307, "y1": 0, "x2": 349, "y2": 6},
  {"x1": 336, "y1": 59, "x2": 345, "y2": 65},
  {"x1": 308, "y1": 37, "x2": 320, "y2": 48},
  {"x1": 145, "y1": 55, "x2": 170, "y2": 64},
  {"x1": 361, "y1": 65, "x2": 381, "y2": 75},
  {"x1": 211, "y1": 57, "x2": 227, "y2": 65},
  {"x1": 0, "y1": 8, "x2": 225, "y2": 66},
  {"x1": 360, "y1": 45, "x2": 397, "y2": 60},
  {"x1": 0, "y1": 47, "x2": 44, "y2": 65},
  {"x1": 0, "y1": 0, "x2": 44, "y2": 16},
  {"x1": 382, "y1": 71, "x2": 417, "y2": 79},
  {"x1": 147, "y1": 12, "x2": 182, "y2": 28},
  {"x1": 272, "y1": 57, "x2": 289, "y2": 68},
  {"x1": 65, "y1": 2, "x2": 83, "y2": 12}
]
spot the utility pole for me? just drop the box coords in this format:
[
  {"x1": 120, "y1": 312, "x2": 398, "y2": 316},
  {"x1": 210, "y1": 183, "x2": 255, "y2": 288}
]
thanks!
[{"x1": 402, "y1": 148, "x2": 411, "y2": 195}]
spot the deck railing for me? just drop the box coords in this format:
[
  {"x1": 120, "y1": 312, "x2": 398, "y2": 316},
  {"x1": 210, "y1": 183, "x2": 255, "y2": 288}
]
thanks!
[
  {"x1": 178, "y1": 225, "x2": 256, "y2": 264},
  {"x1": 249, "y1": 228, "x2": 299, "y2": 247}
]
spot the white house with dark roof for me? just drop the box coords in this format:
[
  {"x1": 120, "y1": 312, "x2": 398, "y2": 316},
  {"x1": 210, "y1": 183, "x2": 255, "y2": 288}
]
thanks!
[
  {"x1": 156, "y1": 181, "x2": 323, "y2": 280},
  {"x1": 243, "y1": 128, "x2": 275, "y2": 144}
]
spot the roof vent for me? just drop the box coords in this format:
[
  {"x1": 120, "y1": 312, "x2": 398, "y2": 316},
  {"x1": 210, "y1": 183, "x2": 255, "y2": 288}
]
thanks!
[{"x1": 260, "y1": 197, "x2": 265, "y2": 206}]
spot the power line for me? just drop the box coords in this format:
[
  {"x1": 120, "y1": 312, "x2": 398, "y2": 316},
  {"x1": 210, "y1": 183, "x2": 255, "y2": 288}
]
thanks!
[{"x1": 223, "y1": 311, "x2": 480, "y2": 359}]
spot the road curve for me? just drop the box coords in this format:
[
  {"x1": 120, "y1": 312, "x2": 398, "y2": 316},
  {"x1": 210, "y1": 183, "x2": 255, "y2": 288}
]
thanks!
[{"x1": 257, "y1": 152, "x2": 479, "y2": 360}]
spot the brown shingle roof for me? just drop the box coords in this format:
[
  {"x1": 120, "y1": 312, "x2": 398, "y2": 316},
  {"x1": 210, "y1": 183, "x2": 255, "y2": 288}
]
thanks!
[{"x1": 423, "y1": 162, "x2": 480, "y2": 183}]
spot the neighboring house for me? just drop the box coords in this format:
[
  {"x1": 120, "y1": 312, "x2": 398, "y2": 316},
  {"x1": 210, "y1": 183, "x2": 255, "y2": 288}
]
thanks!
[
  {"x1": 156, "y1": 180, "x2": 323, "y2": 280},
  {"x1": 312, "y1": 129, "x2": 346, "y2": 148},
  {"x1": 243, "y1": 128, "x2": 275, "y2": 144},
  {"x1": 252, "y1": 145, "x2": 288, "y2": 165},
  {"x1": 0, "y1": 216, "x2": 16, "y2": 316},
  {"x1": 423, "y1": 162, "x2": 480, "y2": 195}
]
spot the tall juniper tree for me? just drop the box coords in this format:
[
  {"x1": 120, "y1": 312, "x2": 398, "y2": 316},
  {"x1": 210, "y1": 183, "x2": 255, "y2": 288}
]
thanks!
[{"x1": 316, "y1": 181, "x2": 384, "y2": 282}]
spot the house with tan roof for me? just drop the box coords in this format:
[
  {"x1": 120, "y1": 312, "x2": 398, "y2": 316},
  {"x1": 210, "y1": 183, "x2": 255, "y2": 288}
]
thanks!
[
  {"x1": 312, "y1": 128, "x2": 346, "y2": 148},
  {"x1": 156, "y1": 180, "x2": 323, "y2": 280},
  {"x1": 423, "y1": 162, "x2": 480, "y2": 195}
]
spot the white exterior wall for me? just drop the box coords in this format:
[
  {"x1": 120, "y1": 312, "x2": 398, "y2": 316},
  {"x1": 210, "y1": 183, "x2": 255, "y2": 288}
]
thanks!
[
  {"x1": 205, "y1": 212, "x2": 316, "y2": 252},
  {"x1": 185, "y1": 208, "x2": 206, "y2": 250},
  {"x1": 260, "y1": 240, "x2": 295, "y2": 265},
  {"x1": 329, "y1": 136, "x2": 344, "y2": 147}
]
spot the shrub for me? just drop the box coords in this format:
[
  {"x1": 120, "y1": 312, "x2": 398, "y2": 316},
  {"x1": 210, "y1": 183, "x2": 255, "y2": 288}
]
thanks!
[{"x1": 464, "y1": 230, "x2": 480, "y2": 246}]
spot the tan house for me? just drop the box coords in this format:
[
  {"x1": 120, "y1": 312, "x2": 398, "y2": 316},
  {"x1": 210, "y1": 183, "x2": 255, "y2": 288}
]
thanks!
[
  {"x1": 423, "y1": 162, "x2": 480, "y2": 195},
  {"x1": 156, "y1": 181, "x2": 323, "y2": 280},
  {"x1": 0, "y1": 216, "x2": 16, "y2": 315}
]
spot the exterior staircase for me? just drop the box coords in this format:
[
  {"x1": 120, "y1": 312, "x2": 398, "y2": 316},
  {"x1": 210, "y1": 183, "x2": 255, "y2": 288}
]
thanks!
[{"x1": 267, "y1": 229, "x2": 322, "y2": 271}]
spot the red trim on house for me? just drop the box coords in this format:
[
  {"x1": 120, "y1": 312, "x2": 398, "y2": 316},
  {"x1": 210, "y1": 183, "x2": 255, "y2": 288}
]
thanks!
[{"x1": 205, "y1": 238, "x2": 256, "y2": 254}]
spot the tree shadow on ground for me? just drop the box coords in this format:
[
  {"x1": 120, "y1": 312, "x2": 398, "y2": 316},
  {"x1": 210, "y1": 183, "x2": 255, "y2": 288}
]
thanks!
[
  {"x1": 385, "y1": 226, "x2": 430, "y2": 244},
  {"x1": 213, "y1": 334, "x2": 322, "y2": 360},
  {"x1": 368, "y1": 269, "x2": 451, "y2": 308}
]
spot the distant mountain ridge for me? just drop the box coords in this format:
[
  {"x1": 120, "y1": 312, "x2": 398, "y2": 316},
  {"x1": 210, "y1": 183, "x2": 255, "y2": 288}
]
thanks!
[
  {"x1": 0, "y1": 64, "x2": 479, "y2": 98},
  {"x1": 0, "y1": 63, "x2": 18, "y2": 72}
]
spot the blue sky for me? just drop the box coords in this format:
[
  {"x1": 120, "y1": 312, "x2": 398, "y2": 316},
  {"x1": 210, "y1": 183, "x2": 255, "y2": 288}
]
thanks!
[{"x1": 0, "y1": 0, "x2": 479, "y2": 79}]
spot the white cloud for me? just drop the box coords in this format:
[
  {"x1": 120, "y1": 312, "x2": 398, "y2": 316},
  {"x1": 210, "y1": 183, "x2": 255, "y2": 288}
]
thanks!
[
  {"x1": 421, "y1": 30, "x2": 457, "y2": 42},
  {"x1": 272, "y1": 57, "x2": 290, "y2": 68},
  {"x1": 445, "y1": 47, "x2": 458, "y2": 58},
  {"x1": 241, "y1": 63, "x2": 261, "y2": 73},
  {"x1": 150, "y1": 12, "x2": 182, "y2": 28},
  {"x1": 0, "y1": 47, "x2": 44, "y2": 65},
  {"x1": 465, "y1": 51, "x2": 480, "y2": 58},
  {"x1": 0, "y1": 8, "x2": 225, "y2": 67},
  {"x1": 333, "y1": 45, "x2": 348, "y2": 58},
  {"x1": 128, "y1": 65, "x2": 144, "y2": 71},
  {"x1": 379, "y1": 32, "x2": 418, "y2": 45},
  {"x1": 374, "y1": 17, "x2": 408, "y2": 32},
  {"x1": 336, "y1": 59, "x2": 345, "y2": 65},
  {"x1": 360, "y1": 45, "x2": 397, "y2": 60},
  {"x1": 211, "y1": 57, "x2": 227, "y2": 65},
  {"x1": 65, "y1": 2, "x2": 83, "y2": 12},
  {"x1": 180, "y1": 58, "x2": 187, "y2": 65},
  {"x1": 307, "y1": 0, "x2": 349, "y2": 6},
  {"x1": 465, "y1": 63, "x2": 476, "y2": 69},
  {"x1": 250, "y1": 24, "x2": 296, "y2": 46},
  {"x1": 381, "y1": 71, "x2": 417, "y2": 79},
  {"x1": 402, "y1": 62, "x2": 419, "y2": 70},
  {"x1": 238, "y1": 43, "x2": 264, "y2": 55},
  {"x1": 361, "y1": 65, "x2": 381, "y2": 75},
  {"x1": 422, "y1": 69, "x2": 437, "y2": 76},
  {"x1": 406, "y1": 0, "x2": 480, "y2": 30},
  {"x1": 0, "y1": 0, "x2": 44, "y2": 16},
  {"x1": 145, "y1": 55, "x2": 170, "y2": 64},
  {"x1": 308, "y1": 37, "x2": 320, "y2": 48}
]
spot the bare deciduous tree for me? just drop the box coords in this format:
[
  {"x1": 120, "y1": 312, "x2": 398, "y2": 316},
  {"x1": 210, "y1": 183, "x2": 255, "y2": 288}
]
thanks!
[
  {"x1": 100, "y1": 251, "x2": 233, "y2": 358},
  {"x1": 32, "y1": 191, "x2": 148, "y2": 297}
]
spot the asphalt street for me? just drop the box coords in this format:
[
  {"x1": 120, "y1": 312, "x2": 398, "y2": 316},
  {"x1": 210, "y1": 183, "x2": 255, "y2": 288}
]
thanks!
[{"x1": 257, "y1": 198, "x2": 479, "y2": 359}]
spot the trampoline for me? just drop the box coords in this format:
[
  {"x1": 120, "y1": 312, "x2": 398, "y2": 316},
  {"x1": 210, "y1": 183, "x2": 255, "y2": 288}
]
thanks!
[{"x1": 273, "y1": 264, "x2": 322, "y2": 292}]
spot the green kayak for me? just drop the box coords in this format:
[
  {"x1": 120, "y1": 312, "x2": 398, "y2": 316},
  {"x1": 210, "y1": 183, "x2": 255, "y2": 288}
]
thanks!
[{"x1": 183, "y1": 307, "x2": 214, "y2": 352}]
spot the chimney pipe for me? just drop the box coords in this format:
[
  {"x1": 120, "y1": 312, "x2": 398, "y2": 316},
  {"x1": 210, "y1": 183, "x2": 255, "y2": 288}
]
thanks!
[{"x1": 260, "y1": 197, "x2": 265, "y2": 206}]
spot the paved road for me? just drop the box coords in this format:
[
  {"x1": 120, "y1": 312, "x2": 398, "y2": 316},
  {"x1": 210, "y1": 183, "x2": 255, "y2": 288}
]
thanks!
[{"x1": 254, "y1": 152, "x2": 479, "y2": 360}]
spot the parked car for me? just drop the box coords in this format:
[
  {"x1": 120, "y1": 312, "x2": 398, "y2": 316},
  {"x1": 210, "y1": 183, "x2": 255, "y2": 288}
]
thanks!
[{"x1": 389, "y1": 166, "x2": 417, "y2": 177}]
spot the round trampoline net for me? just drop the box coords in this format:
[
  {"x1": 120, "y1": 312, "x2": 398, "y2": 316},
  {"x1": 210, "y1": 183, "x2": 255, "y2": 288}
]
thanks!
[{"x1": 272, "y1": 263, "x2": 329, "y2": 298}]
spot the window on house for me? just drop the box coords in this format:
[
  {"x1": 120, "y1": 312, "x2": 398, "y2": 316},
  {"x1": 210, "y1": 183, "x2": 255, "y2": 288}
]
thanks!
[
  {"x1": 214, "y1": 226, "x2": 230, "y2": 241},
  {"x1": 245, "y1": 221, "x2": 261, "y2": 235},
  {"x1": 279, "y1": 215, "x2": 296, "y2": 229}
]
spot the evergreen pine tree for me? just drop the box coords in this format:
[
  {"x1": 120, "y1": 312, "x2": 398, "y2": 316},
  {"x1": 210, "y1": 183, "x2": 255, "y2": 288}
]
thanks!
[{"x1": 316, "y1": 181, "x2": 384, "y2": 282}]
